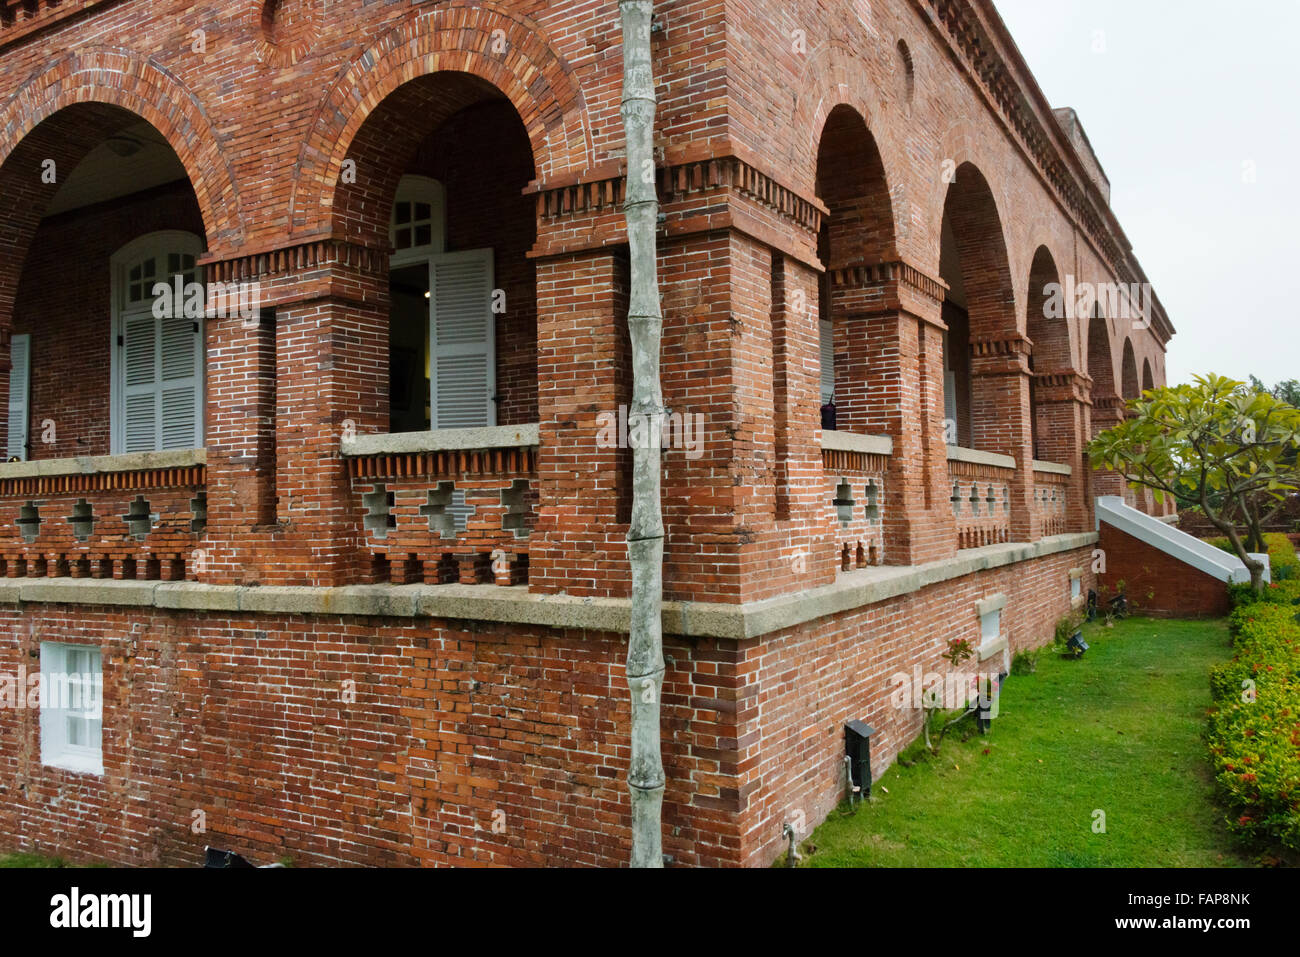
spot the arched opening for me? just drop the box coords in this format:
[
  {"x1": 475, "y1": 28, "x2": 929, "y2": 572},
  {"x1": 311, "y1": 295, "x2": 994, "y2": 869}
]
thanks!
[
  {"x1": 1121, "y1": 339, "x2": 1140, "y2": 401},
  {"x1": 337, "y1": 72, "x2": 538, "y2": 434},
  {"x1": 813, "y1": 104, "x2": 895, "y2": 433},
  {"x1": 1, "y1": 104, "x2": 207, "y2": 461},
  {"x1": 1141, "y1": 357, "x2": 1154, "y2": 394},
  {"x1": 1025, "y1": 245, "x2": 1071, "y2": 459},
  {"x1": 938, "y1": 163, "x2": 1017, "y2": 450},
  {"x1": 1086, "y1": 310, "x2": 1116, "y2": 401}
]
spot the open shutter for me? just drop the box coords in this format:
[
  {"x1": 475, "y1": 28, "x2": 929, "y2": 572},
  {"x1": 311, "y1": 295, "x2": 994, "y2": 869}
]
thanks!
[
  {"x1": 6, "y1": 333, "x2": 30, "y2": 461},
  {"x1": 819, "y1": 318, "x2": 835, "y2": 404},
  {"x1": 159, "y1": 314, "x2": 201, "y2": 450},
  {"x1": 121, "y1": 311, "x2": 159, "y2": 453},
  {"x1": 430, "y1": 249, "x2": 495, "y2": 429}
]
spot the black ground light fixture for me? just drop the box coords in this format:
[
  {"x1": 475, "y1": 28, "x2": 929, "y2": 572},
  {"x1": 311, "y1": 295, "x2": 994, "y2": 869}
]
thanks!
[
  {"x1": 1067, "y1": 629, "x2": 1089, "y2": 659},
  {"x1": 203, "y1": 847, "x2": 255, "y2": 868},
  {"x1": 1086, "y1": 589, "x2": 1098, "y2": 621},
  {"x1": 844, "y1": 720, "x2": 875, "y2": 802},
  {"x1": 1109, "y1": 592, "x2": 1129, "y2": 619}
]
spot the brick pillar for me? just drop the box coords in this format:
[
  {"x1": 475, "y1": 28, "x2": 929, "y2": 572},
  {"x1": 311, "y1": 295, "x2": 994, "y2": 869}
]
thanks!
[
  {"x1": 830, "y1": 263, "x2": 957, "y2": 565},
  {"x1": 970, "y1": 335, "x2": 1039, "y2": 542},
  {"x1": 528, "y1": 250, "x2": 631, "y2": 598},
  {"x1": 1032, "y1": 371, "x2": 1092, "y2": 533},
  {"x1": 200, "y1": 286, "x2": 278, "y2": 584},
  {"x1": 1089, "y1": 393, "x2": 1128, "y2": 503},
  {"x1": 269, "y1": 243, "x2": 389, "y2": 586}
]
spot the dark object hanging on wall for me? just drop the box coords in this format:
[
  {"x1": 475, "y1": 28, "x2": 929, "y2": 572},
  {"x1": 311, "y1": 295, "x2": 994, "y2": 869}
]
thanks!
[{"x1": 821, "y1": 399, "x2": 837, "y2": 432}]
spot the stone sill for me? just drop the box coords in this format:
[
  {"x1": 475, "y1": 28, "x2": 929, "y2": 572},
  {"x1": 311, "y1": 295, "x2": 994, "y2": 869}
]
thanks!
[
  {"x1": 947, "y1": 446, "x2": 1016, "y2": 471},
  {"x1": 341, "y1": 424, "x2": 540, "y2": 457},
  {"x1": 0, "y1": 532, "x2": 1098, "y2": 640},
  {"x1": 0, "y1": 449, "x2": 206, "y2": 480},
  {"x1": 821, "y1": 431, "x2": 893, "y2": 457},
  {"x1": 1032, "y1": 460, "x2": 1072, "y2": 476},
  {"x1": 978, "y1": 635, "x2": 1008, "y2": 662}
]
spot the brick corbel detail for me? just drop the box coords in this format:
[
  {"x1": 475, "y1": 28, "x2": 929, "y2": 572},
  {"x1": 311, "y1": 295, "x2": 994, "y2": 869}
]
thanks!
[{"x1": 530, "y1": 150, "x2": 828, "y2": 269}]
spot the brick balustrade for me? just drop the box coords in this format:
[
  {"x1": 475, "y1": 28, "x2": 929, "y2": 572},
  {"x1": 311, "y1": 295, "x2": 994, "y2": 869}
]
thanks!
[
  {"x1": 0, "y1": 449, "x2": 205, "y2": 580},
  {"x1": 342, "y1": 426, "x2": 538, "y2": 587},
  {"x1": 1032, "y1": 461, "x2": 1072, "y2": 537},
  {"x1": 947, "y1": 447, "x2": 1015, "y2": 549}
]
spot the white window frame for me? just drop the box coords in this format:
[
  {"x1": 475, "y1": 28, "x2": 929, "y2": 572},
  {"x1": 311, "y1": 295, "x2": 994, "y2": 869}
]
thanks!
[
  {"x1": 109, "y1": 230, "x2": 206, "y2": 455},
  {"x1": 390, "y1": 175, "x2": 446, "y2": 266},
  {"x1": 39, "y1": 642, "x2": 104, "y2": 776}
]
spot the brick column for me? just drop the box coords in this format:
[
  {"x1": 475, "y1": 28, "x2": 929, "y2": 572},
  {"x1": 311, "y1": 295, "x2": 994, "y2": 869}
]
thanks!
[
  {"x1": 1089, "y1": 393, "x2": 1128, "y2": 504},
  {"x1": 1031, "y1": 371, "x2": 1092, "y2": 533},
  {"x1": 828, "y1": 263, "x2": 957, "y2": 565},
  {"x1": 528, "y1": 250, "x2": 631, "y2": 598},
  {"x1": 969, "y1": 335, "x2": 1039, "y2": 542}
]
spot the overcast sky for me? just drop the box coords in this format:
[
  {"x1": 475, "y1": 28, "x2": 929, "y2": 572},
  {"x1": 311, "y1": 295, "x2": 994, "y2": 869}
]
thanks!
[{"x1": 993, "y1": 0, "x2": 1300, "y2": 388}]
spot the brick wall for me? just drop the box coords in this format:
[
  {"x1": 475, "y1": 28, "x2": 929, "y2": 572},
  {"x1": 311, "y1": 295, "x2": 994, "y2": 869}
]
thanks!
[
  {"x1": 1098, "y1": 522, "x2": 1231, "y2": 619},
  {"x1": 0, "y1": 545, "x2": 1093, "y2": 868}
]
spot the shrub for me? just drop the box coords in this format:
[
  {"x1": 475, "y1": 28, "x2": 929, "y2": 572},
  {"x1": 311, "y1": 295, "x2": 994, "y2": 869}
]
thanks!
[
  {"x1": 1209, "y1": 533, "x2": 1298, "y2": 580},
  {"x1": 1208, "y1": 599, "x2": 1300, "y2": 851}
]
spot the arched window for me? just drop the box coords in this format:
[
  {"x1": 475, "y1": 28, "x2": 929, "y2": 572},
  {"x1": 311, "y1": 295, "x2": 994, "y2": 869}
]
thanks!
[{"x1": 110, "y1": 231, "x2": 205, "y2": 454}]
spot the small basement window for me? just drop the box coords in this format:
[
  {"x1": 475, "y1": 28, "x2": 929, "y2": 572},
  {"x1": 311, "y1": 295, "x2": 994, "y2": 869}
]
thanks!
[
  {"x1": 40, "y1": 643, "x2": 104, "y2": 775},
  {"x1": 975, "y1": 593, "x2": 1009, "y2": 663}
]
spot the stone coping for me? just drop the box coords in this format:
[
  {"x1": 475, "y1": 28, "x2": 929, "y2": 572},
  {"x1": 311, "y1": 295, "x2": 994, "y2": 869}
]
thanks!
[
  {"x1": 0, "y1": 532, "x2": 1098, "y2": 640},
  {"x1": 341, "y1": 424, "x2": 540, "y2": 457},
  {"x1": 820, "y1": 431, "x2": 893, "y2": 457},
  {"x1": 946, "y1": 446, "x2": 1016, "y2": 471},
  {"x1": 1031, "y1": 460, "x2": 1073, "y2": 476},
  {"x1": 0, "y1": 449, "x2": 206, "y2": 480}
]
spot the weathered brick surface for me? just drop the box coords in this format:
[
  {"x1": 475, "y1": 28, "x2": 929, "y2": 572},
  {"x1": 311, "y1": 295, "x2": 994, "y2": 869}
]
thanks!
[{"x1": 0, "y1": 545, "x2": 1093, "y2": 868}]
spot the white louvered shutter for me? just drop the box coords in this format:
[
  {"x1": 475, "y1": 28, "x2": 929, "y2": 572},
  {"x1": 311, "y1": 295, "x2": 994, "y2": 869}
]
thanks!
[
  {"x1": 819, "y1": 318, "x2": 835, "y2": 404},
  {"x1": 6, "y1": 333, "x2": 30, "y2": 460},
  {"x1": 159, "y1": 313, "x2": 201, "y2": 450},
  {"x1": 120, "y1": 311, "x2": 202, "y2": 453},
  {"x1": 122, "y1": 312, "x2": 160, "y2": 453},
  {"x1": 430, "y1": 249, "x2": 495, "y2": 429}
]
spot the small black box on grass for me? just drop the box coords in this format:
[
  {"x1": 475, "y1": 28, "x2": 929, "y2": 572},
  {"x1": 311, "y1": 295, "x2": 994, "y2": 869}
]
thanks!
[{"x1": 844, "y1": 720, "x2": 875, "y2": 800}]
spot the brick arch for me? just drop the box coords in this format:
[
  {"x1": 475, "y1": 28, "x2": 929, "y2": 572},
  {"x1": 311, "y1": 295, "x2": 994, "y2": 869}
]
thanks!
[
  {"x1": 815, "y1": 103, "x2": 897, "y2": 265},
  {"x1": 790, "y1": 38, "x2": 909, "y2": 249},
  {"x1": 0, "y1": 47, "x2": 243, "y2": 249},
  {"x1": 1086, "y1": 309, "x2": 1117, "y2": 397},
  {"x1": 1121, "y1": 338, "x2": 1140, "y2": 400},
  {"x1": 1025, "y1": 244, "x2": 1075, "y2": 372},
  {"x1": 289, "y1": 2, "x2": 592, "y2": 241},
  {"x1": 1142, "y1": 357, "x2": 1154, "y2": 393},
  {"x1": 940, "y1": 161, "x2": 1018, "y2": 340}
]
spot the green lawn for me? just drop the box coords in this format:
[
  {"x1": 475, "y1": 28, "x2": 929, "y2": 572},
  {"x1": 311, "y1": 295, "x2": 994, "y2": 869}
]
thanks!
[
  {"x1": 0, "y1": 852, "x2": 68, "y2": 867},
  {"x1": 798, "y1": 617, "x2": 1257, "y2": 867}
]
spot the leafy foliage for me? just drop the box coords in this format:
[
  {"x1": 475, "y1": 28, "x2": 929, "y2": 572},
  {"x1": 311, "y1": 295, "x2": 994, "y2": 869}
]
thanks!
[
  {"x1": 1207, "y1": 582, "x2": 1300, "y2": 851},
  {"x1": 1089, "y1": 374, "x2": 1300, "y2": 589}
]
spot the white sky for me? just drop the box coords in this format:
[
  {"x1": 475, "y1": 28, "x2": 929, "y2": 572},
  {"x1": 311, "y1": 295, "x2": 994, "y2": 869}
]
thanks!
[{"x1": 993, "y1": 0, "x2": 1300, "y2": 387}]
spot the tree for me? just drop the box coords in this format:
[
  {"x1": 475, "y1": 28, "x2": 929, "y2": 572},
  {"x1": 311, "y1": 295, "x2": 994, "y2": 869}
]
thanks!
[
  {"x1": 1088, "y1": 374, "x2": 1300, "y2": 591},
  {"x1": 620, "y1": 0, "x2": 666, "y2": 868}
]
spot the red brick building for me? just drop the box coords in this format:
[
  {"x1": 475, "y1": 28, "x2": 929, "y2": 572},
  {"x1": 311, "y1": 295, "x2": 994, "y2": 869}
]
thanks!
[{"x1": 0, "y1": 0, "x2": 1176, "y2": 867}]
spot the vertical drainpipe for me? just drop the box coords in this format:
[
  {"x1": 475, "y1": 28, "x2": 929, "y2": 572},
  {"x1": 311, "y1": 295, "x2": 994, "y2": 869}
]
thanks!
[{"x1": 619, "y1": 0, "x2": 666, "y2": 868}]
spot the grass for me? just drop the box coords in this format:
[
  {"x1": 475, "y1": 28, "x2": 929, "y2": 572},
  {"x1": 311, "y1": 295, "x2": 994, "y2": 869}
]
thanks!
[
  {"x1": 797, "y1": 617, "x2": 1257, "y2": 867},
  {"x1": 0, "y1": 852, "x2": 69, "y2": 868}
]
